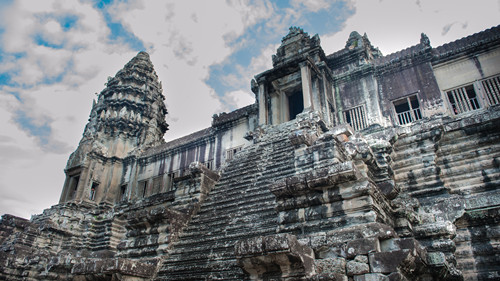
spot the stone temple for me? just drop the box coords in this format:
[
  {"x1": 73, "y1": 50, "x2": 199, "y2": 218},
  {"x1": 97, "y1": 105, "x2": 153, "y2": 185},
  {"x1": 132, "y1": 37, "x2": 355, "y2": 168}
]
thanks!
[{"x1": 1, "y1": 25, "x2": 500, "y2": 281}]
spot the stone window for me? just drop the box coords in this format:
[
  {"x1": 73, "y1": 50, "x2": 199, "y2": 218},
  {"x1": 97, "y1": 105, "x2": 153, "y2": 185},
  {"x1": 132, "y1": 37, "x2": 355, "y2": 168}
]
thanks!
[
  {"x1": 139, "y1": 180, "x2": 148, "y2": 198},
  {"x1": 481, "y1": 75, "x2": 500, "y2": 106},
  {"x1": 204, "y1": 159, "x2": 214, "y2": 170},
  {"x1": 393, "y1": 95, "x2": 422, "y2": 125},
  {"x1": 167, "y1": 172, "x2": 176, "y2": 191},
  {"x1": 328, "y1": 102, "x2": 336, "y2": 125},
  {"x1": 152, "y1": 176, "x2": 163, "y2": 194},
  {"x1": 90, "y1": 182, "x2": 99, "y2": 201},
  {"x1": 69, "y1": 175, "x2": 80, "y2": 199},
  {"x1": 343, "y1": 105, "x2": 367, "y2": 131},
  {"x1": 446, "y1": 84, "x2": 481, "y2": 115},
  {"x1": 120, "y1": 185, "x2": 127, "y2": 201},
  {"x1": 226, "y1": 146, "x2": 243, "y2": 161}
]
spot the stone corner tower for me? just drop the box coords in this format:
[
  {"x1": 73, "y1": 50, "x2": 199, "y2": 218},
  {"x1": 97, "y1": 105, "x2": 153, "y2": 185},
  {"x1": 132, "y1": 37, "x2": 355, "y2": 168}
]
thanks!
[{"x1": 59, "y1": 51, "x2": 168, "y2": 205}]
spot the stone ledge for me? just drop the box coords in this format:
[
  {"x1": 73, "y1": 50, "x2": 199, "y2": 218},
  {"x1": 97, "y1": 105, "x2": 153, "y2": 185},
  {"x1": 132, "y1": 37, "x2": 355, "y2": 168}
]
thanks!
[
  {"x1": 72, "y1": 258, "x2": 156, "y2": 278},
  {"x1": 270, "y1": 161, "x2": 362, "y2": 198},
  {"x1": 235, "y1": 233, "x2": 315, "y2": 279}
]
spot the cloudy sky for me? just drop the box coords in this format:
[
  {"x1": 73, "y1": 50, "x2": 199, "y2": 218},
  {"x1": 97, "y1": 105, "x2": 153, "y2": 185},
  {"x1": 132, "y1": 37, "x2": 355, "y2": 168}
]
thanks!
[{"x1": 0, "y1": 0, "x2": 499, "y2": 219}]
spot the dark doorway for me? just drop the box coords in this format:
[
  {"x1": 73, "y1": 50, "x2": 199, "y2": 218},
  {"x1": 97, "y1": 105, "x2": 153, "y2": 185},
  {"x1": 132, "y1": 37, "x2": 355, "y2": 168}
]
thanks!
[{"x1": 288, "y1": 90, "x2": 304, "y2": 120}]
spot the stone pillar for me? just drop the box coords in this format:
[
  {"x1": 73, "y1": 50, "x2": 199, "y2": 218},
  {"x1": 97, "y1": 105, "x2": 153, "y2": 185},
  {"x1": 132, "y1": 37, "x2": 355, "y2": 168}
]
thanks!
[
  {"x1": 258, "y1": 82, "x2": 267, "y2": 125},
  {"x1": 59, "y1": 176, "x2": 72, "y2": 203},
  {"x1": 280, "y1": 92, "x2": 290, "y2": 122},
  {"x1": 300, "y1": 62, "x2": 313, "y2": 110},
  {"x1": 322, "y1": 72, "x2": 332, "y2": 125},
  {"x1": 311, "y1": 77, "x2": 322, "y2": 114},
  {"x1": 271, "y1": 93, "x2": 280, "y2": 125}
]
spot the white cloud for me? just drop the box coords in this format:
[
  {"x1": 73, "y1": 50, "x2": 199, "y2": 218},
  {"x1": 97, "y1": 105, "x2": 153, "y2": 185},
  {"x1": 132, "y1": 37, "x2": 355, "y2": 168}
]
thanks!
[
  {"x1": 220, "y1": 42, "x2": 277, "y2": 94},
  {"x1": 0, "y1": 0, "x2": 275, "y2": 217},
  {"x1": 0, "y1": 92, "x2": 66, "y2": 218},
  {"x1": 222, "y1": 89, "x2": 255, "y2": 110},
  {"x1": 0, "y1": 0, "x2": 138, "y2": 218},
  {"x1": 291, "y1": 0, "x2": 332, "y2": 12},
  {"x1": 107, "y1": 0, "x2": 273, "y2": 140},
  {"x1": 320, "y1": 0, "x2": 500, "y2": 56}
]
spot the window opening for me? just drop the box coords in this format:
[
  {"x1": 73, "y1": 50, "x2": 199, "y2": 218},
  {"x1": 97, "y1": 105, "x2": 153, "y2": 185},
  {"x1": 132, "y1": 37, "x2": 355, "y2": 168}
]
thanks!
[
  {"x1": 152, "y1": 176, "x2": 163, "y2": 194},
  {"x1": 446, "y1": 85, "x2": 480, "y2": 114},
  {"x1": 393, "y1": 95, "x2": 422, "y2": 125},
  {"x1": 139, "y1": 180, "x2": 148, "y2": 198},
  {"x1": 226, "y1": 146, "x2": 243, "y2": 161},
  {"x1": 167, "y1": 173, "x2": 176, "y2": 191},
  {"x1": 288, "y1": 90, "x2": 304, "y2": 121},
  {"x1": 204, "y1": 160, "x2": 214, "y2": 170},
  {"x1": 481, "y1": 75, "x2": 500, "y2": 106},
  {"x1": 90, "y1": 182, "x2": 98, "y2": 201},
  {"x1": 328, "y1": 102, "x2": 336, "y2": 125},
  {"x1": 74, "y1": 177, "x2": 79, "y2": 190},
  {"x1": 343, "y1": 105, "x2": 367, "y2": 131},
  {"x1": 69, "y1": 175, "x2": 80, "y2": 199},
  {"x1": 120, "y1": 185, "x2": 127, "y2": 201}
]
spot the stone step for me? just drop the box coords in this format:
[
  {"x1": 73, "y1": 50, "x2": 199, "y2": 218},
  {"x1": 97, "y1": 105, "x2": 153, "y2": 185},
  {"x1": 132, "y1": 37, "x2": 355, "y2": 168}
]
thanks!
[
  {"x1": 188, "y1": 204, "x2": 276, "y2": 226},
  {"x1": 195, "y1": 191, "x2": 275, "y2": 211},
  {"x1": 158, "y1": 260, "x2": 243, "y2": 281},
  {"x1": 176, "y1": 218, "x2": 277, "y2": 243},
  {"x1": 437, "y1": 137, "x2": 500, "y2": 156}
]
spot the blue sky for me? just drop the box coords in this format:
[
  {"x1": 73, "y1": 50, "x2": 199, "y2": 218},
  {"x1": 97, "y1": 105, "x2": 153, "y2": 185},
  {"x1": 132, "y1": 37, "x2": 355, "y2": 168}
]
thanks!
[{"x1": 0, "y1": 0, "x2": 499, "y2": 218}]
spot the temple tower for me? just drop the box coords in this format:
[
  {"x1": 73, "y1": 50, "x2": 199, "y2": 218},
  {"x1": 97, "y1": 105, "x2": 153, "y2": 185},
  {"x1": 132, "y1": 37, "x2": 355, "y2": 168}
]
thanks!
[
  {"x1": 59, "y1": 52, "x2": 168, "y2": 205},
  {"x1": 253, "y1": 27, "x2": 336, "y2": 126}
]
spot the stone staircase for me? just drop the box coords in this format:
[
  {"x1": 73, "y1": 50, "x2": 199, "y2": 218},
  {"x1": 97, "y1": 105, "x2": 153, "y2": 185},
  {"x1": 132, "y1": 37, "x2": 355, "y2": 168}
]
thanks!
[
  {"x1": 156, "y1": 123, "x2": 297, "y2": 280},
  {"x1": 391, "y1": 114, "x2": 500, "y2": 281},
  {"x1": 392, "y1": 125, "x2": 446, "y2": 197},
  {"x1": 437, "y1": 119, "x2": 500, "y2": 281}
]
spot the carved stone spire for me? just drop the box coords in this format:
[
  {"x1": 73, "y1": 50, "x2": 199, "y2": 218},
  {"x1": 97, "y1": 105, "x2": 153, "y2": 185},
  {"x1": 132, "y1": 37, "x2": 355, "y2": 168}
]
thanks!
[
  {"x1": 344, "y1": 31, "x2": 382, "y2": 61},
  {"x1": 272, "y1": 27, "x2": 323, "y2": 67},
  {"x1": 69, "y1": 52, "x2": 168, "y2": 167}
]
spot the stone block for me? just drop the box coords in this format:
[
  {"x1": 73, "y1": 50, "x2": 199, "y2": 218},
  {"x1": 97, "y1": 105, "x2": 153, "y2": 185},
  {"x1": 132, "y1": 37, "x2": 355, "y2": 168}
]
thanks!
[
  {"x1": 263, "y1": 233, "x2": 292, "y2": 252},
  {"x1": 377, "y1": 180, "x2": 399, "y2": 200},
  {"x1": 426, "y1": 251, "x2": 447, "y2": 267},
  {"x1": 325, "y1": 223, "x2": 396, "y2": 245},
  {"x1": 331, "y1": 124, "x2": 355, "y2": 138},
  {"x1": 346, "y1": 260, "x2": 370, "y2": 276},
  {"x1": 354, "y1": 255, "x2": 368, "y2": 263},
  {"x1": 71, "y1": 258, "x2": 155, "y2": 278},
  {"x1": 346, "y1": 238, "x2": 380, "y2": 258},
  {"x1": 379, "y1": 238, "x2": 421, "y2": 252},
  {"x1": 234, "y1": 236, "x2": 264, "y2": 257},
  {"x1": 413, "y1": 221, "x2": 456, "y2": 239},
  {"x1": 315, "y1": 272, "x2": 348, "y2": 281},
  {"x1": 315, "y1": 257, "x2": 346, "y2": 274},
  {"x1": 354, "y1": 273, "x2": 389, "y2": 281},
  {"x1": 387, "y1": 272, "x2": 408, "y2": 281},
  {"x1": 315, "y1": 243, "x2": 345, "y2": 259},
  {"x1": 235, "y1": 234, "x2": 316, "y2": 279},
  {"x1": 369, "y1": 250, "x2": 412, "y2": 274}
]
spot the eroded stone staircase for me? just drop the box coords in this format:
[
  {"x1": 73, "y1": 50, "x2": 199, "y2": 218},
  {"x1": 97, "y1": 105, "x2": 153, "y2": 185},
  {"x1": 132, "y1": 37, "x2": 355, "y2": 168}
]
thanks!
[
  {"x1": 391, "y1": 113, "x2": 500, "y2": 281},
  {"x1": 156, "y1": 123, "x2": 297, "y2": 280}
]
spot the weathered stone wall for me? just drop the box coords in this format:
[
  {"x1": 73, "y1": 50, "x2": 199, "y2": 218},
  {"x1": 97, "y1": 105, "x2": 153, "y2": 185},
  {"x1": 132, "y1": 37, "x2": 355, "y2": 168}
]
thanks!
[
  {"x1": 389, "y1": 107, "x2": 500, "y2": 281},
  {"x1": 1, "y1": 107, "x2": 499, "y2": 280},
  {"x1": 376, "y1": 61, "x2": 444, "y2": 121}
]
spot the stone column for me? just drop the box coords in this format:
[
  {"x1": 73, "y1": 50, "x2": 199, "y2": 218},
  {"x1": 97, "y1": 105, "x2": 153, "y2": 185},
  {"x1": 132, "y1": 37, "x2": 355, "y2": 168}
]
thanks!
[
  {"x1": 271, "y1": 92, "x2": 280, "y2": 125},
  {"x1": 322, "y1": 72, "x2": 331, "y2": 125},
  {"x1": 300, "y1": 62, "x2": 313, "y2": 110},
  {"x1": 59, "y1": 176, "x2": 72, "y2": 203},
  {"x1": 280, "y1": 92, "x2": 290, "y2": 122},
  {"x1": 311, "y1": 77, "x2": 322, "y2": 114},
  {"x1": 258, "y1": 82, "x2": 267, "y2": 125}
]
